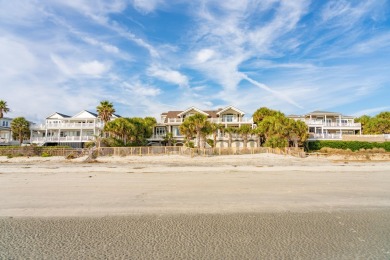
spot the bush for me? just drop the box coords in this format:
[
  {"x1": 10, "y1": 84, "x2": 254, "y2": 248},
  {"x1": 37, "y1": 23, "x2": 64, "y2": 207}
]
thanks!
[
  {"x1": 41, "y1": 152, "x2": 52, "y2": 157},
  {"x1": 308, "y1": 141, "x2": 390, "y2": 152}
]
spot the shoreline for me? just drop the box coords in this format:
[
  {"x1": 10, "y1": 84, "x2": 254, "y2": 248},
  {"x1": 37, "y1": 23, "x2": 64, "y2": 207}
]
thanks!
[{"x1": 2, "y1": 210, "x2": 390, "y2": 259}]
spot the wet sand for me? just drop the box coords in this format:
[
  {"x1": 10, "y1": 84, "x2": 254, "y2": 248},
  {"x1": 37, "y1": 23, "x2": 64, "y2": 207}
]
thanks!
[
  {"x1": 1, "y1": 154, "x2": 390, "y2": 259},
  {"x1": 1, "y1": 211, "x2": 390, "y2": 259}
]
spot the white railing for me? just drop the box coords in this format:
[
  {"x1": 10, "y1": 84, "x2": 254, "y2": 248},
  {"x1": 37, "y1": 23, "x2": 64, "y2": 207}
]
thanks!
[
  {"x1": 148, "y1": 135, "x2": 166, "y2": 140},
  {"x1": 31, "y1": 136, "x2": 95, "y2": 143},
  {"x1": 305, "y1": 120, "x2": 361, "y2": 127},
  {"x1": 166, "y1": 118, "x2": 253, "y2": 124},
  {"x1": 31, "y1": 122, "x2": 104, "y2": 130},
  {"x1": 167, "y1": 118, "x2": 183, "y2": 123},
  {"x1": 309, "y1": 133, "x2": 342, "y2": 140},
  {"x1": 209, "y1": 118, "x2": 253, "y2": 124}
]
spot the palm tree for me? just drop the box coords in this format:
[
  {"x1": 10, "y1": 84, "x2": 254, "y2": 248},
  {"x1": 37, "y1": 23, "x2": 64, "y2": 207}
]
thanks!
[
  {"x1": 180, "y1": 120, "x2": 196, "y2": 146},
  {"x1": 286, "y1": 119, "x2": 308, "y2": 148},
  {"x1": 200, "y1": 120, "x2": 212, "y2": 148},
  {"x1": 238, "y1": 124, "x2": 252, "y2": 149},
  {"x1": 96, "y1": 100, "x2": 115, "y2": 124},
  {"x1": 0, "y1": 100, "x2": 10, "y2": 118},
  {"x1": 251, "y1": 127, "x2": 265, "y2": 147},
  {"x1": 224, "y1": 127, "x2": 236, "y2": 148},
  {"x1": 209, "y1": 123, "x2": 223, "y2": 148},
  {"x1": 11, "y1": 117, "x2": 30, "y2": 145},
  {"x1": 187, "y1": 113, "x2": 208, "y2": 148}
]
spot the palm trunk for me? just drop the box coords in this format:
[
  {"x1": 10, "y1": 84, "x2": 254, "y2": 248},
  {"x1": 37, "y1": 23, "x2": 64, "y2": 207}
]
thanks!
[
  {"x1": 213, "y1": 133, "x2": 217, "y2": 148},
  {"x1": 196, "y1": 128, "x2": 201, "y2": 148}
]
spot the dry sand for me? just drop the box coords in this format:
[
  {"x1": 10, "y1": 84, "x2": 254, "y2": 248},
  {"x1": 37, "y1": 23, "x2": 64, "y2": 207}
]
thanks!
[{"x1": 1, "y1": 154, "x2": 390, "y2": 259}]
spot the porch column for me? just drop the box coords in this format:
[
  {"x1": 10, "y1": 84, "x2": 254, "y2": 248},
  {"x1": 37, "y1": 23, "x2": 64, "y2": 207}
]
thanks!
[
  {"x1": 339, "y1": 115, "x2": 342, "y2": 137},
  {"x1": 45, "y1": 128, "x2": 48, "y2": 142}
]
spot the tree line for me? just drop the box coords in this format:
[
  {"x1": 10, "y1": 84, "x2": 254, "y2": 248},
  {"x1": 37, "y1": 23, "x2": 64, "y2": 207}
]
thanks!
[{"x1": 355, "y1": 112, "x2": 390, "y2": 134}]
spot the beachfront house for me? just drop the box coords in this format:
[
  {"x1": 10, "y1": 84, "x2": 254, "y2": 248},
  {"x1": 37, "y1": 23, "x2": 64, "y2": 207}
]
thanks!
[
  {"x1": 0, "y1": 117, "x2": 18, "y2": 145},
  {"x1": 288, "y1": 111, "x2": 361, "y2": 140},
  {"x1": 30, "y1": 110, "x2": 119, "y2": 148},
  {"x1": 147, "y1": 106, "x2": 256, "y2": 147}
]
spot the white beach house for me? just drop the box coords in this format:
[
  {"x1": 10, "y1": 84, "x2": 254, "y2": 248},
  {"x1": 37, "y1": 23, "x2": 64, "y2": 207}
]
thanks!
[
  {"x1": 147, "y1": 106, "x2": 256, "y2": 147},
  {"x1": 30, "y1": 110, "x2": 118, "y2": 148},
  {"x1": 0, "y1": 117, "x2": 18, "y2": 145},
  {"x1": 288, "y1": 111, "x2": 362, "y2": 140}
]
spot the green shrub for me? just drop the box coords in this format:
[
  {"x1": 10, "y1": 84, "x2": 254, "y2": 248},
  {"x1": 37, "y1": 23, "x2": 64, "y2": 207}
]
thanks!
[
  {"x1": 41, "y1": 152, "x2": 52, "y2": 157},
  {"x1": 308, "y1": 140, "x2": 390, "y2": 152}
]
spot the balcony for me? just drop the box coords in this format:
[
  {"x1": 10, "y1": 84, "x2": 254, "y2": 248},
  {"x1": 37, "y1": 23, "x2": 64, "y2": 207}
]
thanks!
[
  {"x1": 308, "y1": 133, "x2": 342, "y2": 140},
  {"x1": 166, "y1": 118, "x2": 253, "y2": 124},
  {"x1": 209, "y1": 118, "x2": 253, "y2": 124},
  {"x1": 304, "y1": 120, "x2": 361, "y2": 128},
  {"x1": 31, "y1": 136, "x2": 95, "y2": 143},
  {"x1": 31, "y1": 122, "x2": 104, "y2": 130}
]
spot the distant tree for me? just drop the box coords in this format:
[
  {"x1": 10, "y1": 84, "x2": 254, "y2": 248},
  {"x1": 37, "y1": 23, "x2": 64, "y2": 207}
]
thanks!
[
  {"x1": 286, "y1": 119, "x2": 308, "y2": 148},
  {"x1": 11, "y1": 117, "x2": 30, "y2": 145},
  {"x1": 224, "y1": 127, "x2": 236, "y2": 148},
  {"x1": 238, "y1": 124, "x2": 252, "y2": 148},
  {"x1": 252, "y1": 107, "x2": 279, "y2": 124},
  {"x1": 186, "y1": 113, "x2": 208, "y2": 148},
  {"x1": 355, "y1": 115, "x2": 371, "y2": 134},
  {"x1": 376, "y1": 111, "x2": 390, "y2": 120},
  {"x1": 209, "y1": 123, "x2": 223, "y2": 148},
  {"x1": 355, "y1": 112, "x2": 390, "y2": 134},
  {"x1": 0, "y1": 100, "x2": 10, "y2": 118},
  {"x1": 180, "y1": 120, "x2": 196, "y2": 146},
  {"x1": 96, "y1": 100, "x2": 115, "y2": 124}
]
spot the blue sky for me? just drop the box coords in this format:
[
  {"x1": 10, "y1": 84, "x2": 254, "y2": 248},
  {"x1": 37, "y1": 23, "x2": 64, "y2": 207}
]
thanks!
[{"x1": 1, "y1": 0, "x2": 390, "y2": 122}]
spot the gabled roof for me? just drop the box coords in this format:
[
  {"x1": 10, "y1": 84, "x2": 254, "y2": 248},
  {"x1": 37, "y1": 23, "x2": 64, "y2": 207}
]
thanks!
[
  {"x1": 307, "y1": 111, "x2": 341, "y2": 116},
  {"x1": 216, "y1": 106, "x2": 245, "y2": 116},
  {"x1": 177, "y1": 107, "x2": 209, "y2": 117},
  {"x1": 46, "y1": 112, "x2": 71, "y2": 119},
  {"x1": 72, "y1": 110, "x2": 98, "y2": 119}
]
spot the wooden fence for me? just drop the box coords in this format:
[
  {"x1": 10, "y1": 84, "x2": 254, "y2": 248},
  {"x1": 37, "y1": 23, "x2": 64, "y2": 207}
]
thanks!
[{"x1": 0, "y1": 146, "x2": 306, "y2": 158}]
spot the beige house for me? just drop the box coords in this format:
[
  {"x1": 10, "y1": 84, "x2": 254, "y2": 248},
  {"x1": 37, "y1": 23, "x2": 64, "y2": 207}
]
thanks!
[
  {"x1": 288, "y1": 111, "x2": 361, "y2": 140},
  {"x1": 30, "y1": 110, "x2": 119, "y2": 148},
  {"x1": 148, "y1": 106, "x2": 256, "y2": 147}
]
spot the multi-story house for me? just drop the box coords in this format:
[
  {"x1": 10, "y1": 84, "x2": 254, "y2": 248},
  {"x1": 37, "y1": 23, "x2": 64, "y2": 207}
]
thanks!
[
  {"x1": 148, "y1": 106, "x2": 256, "y2": 147},
  {"x1": 0, "y1": 117, "x2": 17, "y2": 145},
  {"x1": 30, "y1": 110, "x2": 119, "y2": 148},
  {"x1": 288, "y1": 111, "x2": 361, "y2": 140}
]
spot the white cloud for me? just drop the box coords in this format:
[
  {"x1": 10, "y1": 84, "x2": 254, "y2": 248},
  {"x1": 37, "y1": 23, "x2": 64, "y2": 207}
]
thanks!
[
  {"x1": 79, "y1": 61, "x2": 110, "y2": 76},
  {"x1": 147, "y1": 65, "x2": 189, "y2": 87},
  {"x1": 51, "y1": 55, "x2": 109, "y2": 77},
  {"x1": 123, "y1": 82, "x2": 161, "y2": 97},
  {"x1": 195, "y1": 49, "x2": 215, "y2": 63},
  {"x1": 131, "y1": 0, "x2": 164, "y2": 14},
  {"x1": 82, "y1": 37, "x2": 119, "y2": 54}
]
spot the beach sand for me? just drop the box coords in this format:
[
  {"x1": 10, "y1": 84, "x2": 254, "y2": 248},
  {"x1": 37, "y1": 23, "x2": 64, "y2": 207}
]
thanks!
[{"x1": 1, "y1": 154, "x2": 390, "y2": 259}]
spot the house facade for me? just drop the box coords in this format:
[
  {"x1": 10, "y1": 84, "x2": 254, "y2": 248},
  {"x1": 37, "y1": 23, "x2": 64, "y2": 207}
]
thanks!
[
  {"x1": 30, "y1": 110, "x2": 118, "y2": 148},
  {"x1": 288, "y1": 111, "x2": 361, "y2": 140},
  {"x1": 147, "y1": 106, "x2": 256, "y2": 147},
  {"x1": 0, "y1": 117, "x2": 18, "y2": 145}
]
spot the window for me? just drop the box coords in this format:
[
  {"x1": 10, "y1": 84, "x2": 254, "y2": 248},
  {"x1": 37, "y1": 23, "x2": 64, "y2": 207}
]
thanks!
[
  {"x1": 223, "y1": 114, "x2": 234, "y2": 122},
  {"x1": 156, "y1": 127, "x2": 166, "y2": 136},
  {"x1": 172, "y1": 126, "x2": 181, "y2": 136}
]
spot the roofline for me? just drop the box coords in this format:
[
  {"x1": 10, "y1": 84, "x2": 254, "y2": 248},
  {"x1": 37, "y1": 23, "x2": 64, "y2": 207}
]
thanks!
[
  {"x1": 177, "y1": 107, "x2": 209, "y2": 117},
  {"x1": 216, "y1": 105, "x2": 245, "y2": 115}
]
